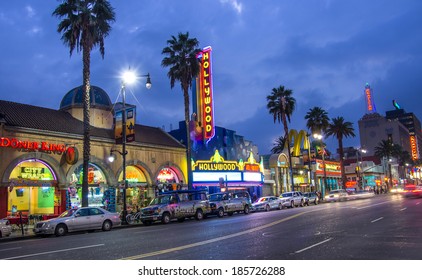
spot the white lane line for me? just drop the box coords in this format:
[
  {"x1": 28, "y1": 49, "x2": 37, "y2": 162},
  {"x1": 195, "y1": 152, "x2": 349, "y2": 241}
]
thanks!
[
  {"x1": 357, "y1": 201, "x2": 390, "y2": 209},
  {"x1": 371, "y1": 217, "x2": 384, "y2": 223},
  {"x1": 0, "y1": 247, "x2": 22, "y2": 252},
  {"x1": 2, "y1": 244, "x2": 104, "y2": 260},
  {"x1": 294, "y1": 238, "x2": 333, "y2": 254},
  {"x1": 400, "y1": 207, "x2": 407, "y2": 211}
]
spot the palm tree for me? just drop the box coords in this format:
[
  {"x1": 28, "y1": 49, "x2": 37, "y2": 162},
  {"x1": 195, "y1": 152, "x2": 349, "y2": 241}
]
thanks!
[
  {"x1": 266, "y1": 86, "x2": 296, "y2": 191},
  {"x1": 161, "y1": 32, "x2": 201, "y2": 189},
  {"x1": 304, "y1": 107, "x2": 330, "y2": 135},
  {"x1": 53, "y1": 0, "x2": 115, "y2": 207},
  {"x1": 374, "y1": 139, "x2": 402, "y2": 191},
  {"x1": 325, "y1": 116, "x2": 356, "y2": 190},
  {"x1": 271, "y1": 135, "x2": 287, "y2": 154},
  {"x1": 304, "y1": 107, "x2": 330, "y2": 191}
]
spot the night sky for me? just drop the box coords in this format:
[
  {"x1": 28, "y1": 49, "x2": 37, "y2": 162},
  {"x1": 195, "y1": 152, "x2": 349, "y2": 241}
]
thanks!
[{"x1": 1, "y1": 1, "x2": 421, "y2": 155}]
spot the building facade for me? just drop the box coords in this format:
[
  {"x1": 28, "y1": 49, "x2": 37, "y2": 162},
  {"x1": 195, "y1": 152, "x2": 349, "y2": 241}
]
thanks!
[{"x1": 0, "y1": 86, "x2": 186, "y2": 219}]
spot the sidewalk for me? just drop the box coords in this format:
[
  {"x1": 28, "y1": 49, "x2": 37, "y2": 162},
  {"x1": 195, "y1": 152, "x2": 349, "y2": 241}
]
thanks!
[{"x1": 0, "y1": 222, "x2": 137, "y2": 242}]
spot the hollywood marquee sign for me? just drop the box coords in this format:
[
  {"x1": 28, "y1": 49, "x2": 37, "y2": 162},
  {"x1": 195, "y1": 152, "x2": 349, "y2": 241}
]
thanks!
[
  {"x1": 197, "y1": 46, "x2": 215, "y2": 141},
  {"x1": 1, "y1": 137, "x2": 67, "y2": 153}
]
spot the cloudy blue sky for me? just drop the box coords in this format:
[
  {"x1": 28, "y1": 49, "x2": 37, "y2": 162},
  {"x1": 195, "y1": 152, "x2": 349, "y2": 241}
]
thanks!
[{"x1": 1, "y1": 1, "x2": 422, "y2": 155}]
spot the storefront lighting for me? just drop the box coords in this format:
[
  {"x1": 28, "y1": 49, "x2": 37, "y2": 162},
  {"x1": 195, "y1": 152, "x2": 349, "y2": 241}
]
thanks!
[{"x1": 117, "y1": 69, "x2": 151, "y2": 225}]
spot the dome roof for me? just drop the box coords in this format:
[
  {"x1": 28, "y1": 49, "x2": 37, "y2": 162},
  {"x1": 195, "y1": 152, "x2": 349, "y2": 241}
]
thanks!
[{"x1": 60, "y1": 85, "x2": 113, "y2": 111}]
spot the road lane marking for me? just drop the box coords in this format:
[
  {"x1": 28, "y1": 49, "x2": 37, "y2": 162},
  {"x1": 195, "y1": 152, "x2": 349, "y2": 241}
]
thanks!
[
  {"x1": 400, "y1": 207, "x2": 407, "y2": 211},
  {"x1": 357, "y1": 201, "x2": 390, "y2": 209},
  {"x1": 2, "y1": 244, "x2": 104, "y2": 260},
  {"x1": 294, "y1": 238, "x2": 333, "y2": 254},
  {"x1": 121, "y1": 211, "x2": 307, "y2": 260},
  {"x1": 0, "y1": 247, "x2": 22, "y2": 252},
  {"x1": 371, "y1": 217, "x2": 384, "y2": 223}
]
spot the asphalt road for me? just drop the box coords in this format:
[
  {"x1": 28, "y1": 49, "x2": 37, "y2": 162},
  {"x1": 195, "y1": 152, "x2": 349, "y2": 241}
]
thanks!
[{"x1": 1, "y1": 194, "x2": 421, "y2": 260}]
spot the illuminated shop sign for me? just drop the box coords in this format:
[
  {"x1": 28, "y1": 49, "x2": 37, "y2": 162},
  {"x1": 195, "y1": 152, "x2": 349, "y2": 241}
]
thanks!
[
  {"x1": 193, "y1": 172, "x2": 242, "y2": 182},
  {"x1": 315, "y1": 160, "x2": 341, "y2": 174},
  {"x1": 197, "y1": 46, "x2": 215, "y2": 141},
  {"x1": 243, "y1": 172, "x2": 263, "y2": 182},
  {"x1": 410, "y1": 135, "x2": 419, "y2": 160},
  {"x1": 0, "y1": 137, "x2": 67, "y2": 153}
]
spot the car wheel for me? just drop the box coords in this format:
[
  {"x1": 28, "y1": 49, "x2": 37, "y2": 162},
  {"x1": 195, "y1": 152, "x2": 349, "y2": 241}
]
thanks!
[
  {"x1": 102, "y1": 220, "x2": 112, "y2": 231},
  {"x1": 306, "y1": 200, "x2": 310, "y2": 206},
  {"x1": 55, "y1": 224, "x2": 67, "y2": 237},
  {"x1": 217, "y1": 208, "x2": 224, "y2": 218},
  {"x1": 265, "y1": 205, "x2": 270, "y2": 212},
  {"x1": 244, "y1": 205, "x2": 250, "y2": 214},
  {"x1": 278, "y1": 203, "x2": 283, "y2": 210},
  {"x1": 290, "y1": 201, "x2": 295, "y2": 208},
  {"x1": 300, "y1": 200, "x2": 304, "y2": 207},
  {"x1": 161, "y1": 213, "x2": 171, "y2": 224},
  {"x1": 195, "y1": 209, "x2": 204, "y2": 220}
]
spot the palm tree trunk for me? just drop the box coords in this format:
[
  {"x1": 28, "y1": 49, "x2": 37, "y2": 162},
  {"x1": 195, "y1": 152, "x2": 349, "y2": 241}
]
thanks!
[
  {"x1": 81, "y1": 46, "x2": 91, "y2": 207},
  {"x1": 338, "y1": 138, "x2": 347, "y2": 189},
  {"x1": 183, "y1": 83, "x2": 193, "y2": 189},
  {"x1": 282, "y1": 114, "x2": 294, "y2": 191}
]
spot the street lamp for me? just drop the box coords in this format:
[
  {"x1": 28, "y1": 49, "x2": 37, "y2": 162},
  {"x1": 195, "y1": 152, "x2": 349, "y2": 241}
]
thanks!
[
  {"x1": 110, "y1": 70, "x2": 151, "y2": 224},
  {"x1": 356, "y1": 147, "x2": 367, "y2": 190},
  {"x1": 313, "y1": 133, "x2": 327, "y2": 199}
]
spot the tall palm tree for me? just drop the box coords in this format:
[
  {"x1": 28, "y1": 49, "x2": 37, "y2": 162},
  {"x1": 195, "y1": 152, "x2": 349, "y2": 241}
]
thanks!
[
  {"x1": 53, "y1": 0, "x2": 115, "y2": 207},
  {"x1": 304, "y1": 107, "x2": 330, "y2": 136},
  {"x1": 304, "y1": 107, "x2": 330, "y2": 191},
  {"x1": 325, "y1": 116, "x2": 355, "y2": 190},
  {"x1": 374, "y1": 139, "x2": 402, "y2": 191},
  {"x1": 266, "y1": 86, "x2": 296, "y2": 191},
  {"x1": 161, "y1": 32, "x2": 201, "y2": 189},
  {"x1": 271, "y1": 135, "x2": 287, "y2": 154}
]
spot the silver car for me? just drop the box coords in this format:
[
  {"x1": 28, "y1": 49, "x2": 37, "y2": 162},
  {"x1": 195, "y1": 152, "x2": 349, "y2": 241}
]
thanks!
[
  {"x1": 208, "y1": 191, "x2": 252, "y2": 217},
  {"x1": 33, "y1": 207, "x2": 121, "y2": 237},
  {"x1": 325, "y1": 189, "x2": 348, "y2": 202},
  {"x1": 0, "y1": 218, "x2": 12, "y2": 238},
  {"x1": 279, "y1": 191, "x2": 306, "y2": 208},
  {"x1": 252, "y1": 196, "x2": 282, "y2": 211}
]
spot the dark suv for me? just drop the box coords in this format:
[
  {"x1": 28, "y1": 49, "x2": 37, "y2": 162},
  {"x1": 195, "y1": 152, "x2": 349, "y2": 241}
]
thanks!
[
  {"x1": 140, "y1": 190, "x2": 211, "y2": 225},
  {"x1": 208, "y1": 191, "x2": 252, "y2": 217}
]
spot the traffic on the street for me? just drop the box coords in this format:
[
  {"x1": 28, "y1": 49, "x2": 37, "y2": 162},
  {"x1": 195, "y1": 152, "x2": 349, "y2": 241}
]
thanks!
[{"x1": 1, "y1": 193, "x2": 420, "y2": 260}]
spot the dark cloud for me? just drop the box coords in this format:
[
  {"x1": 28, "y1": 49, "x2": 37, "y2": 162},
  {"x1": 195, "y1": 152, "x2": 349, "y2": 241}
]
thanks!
[{"x1": 1, "y1": 0, "x2": 421, "y2": 156}]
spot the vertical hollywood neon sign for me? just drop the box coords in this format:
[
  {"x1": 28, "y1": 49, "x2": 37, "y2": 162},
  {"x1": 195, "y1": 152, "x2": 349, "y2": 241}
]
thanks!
[
  {"x1": 410, "y1": 135, "x2": 419, "y2": 160},
  {"x1": 364, "y1": 83, "x2": 376, "y2": 113},
  {"x1": 198, "y1": 46, "x2": 215, "y2": 142}
]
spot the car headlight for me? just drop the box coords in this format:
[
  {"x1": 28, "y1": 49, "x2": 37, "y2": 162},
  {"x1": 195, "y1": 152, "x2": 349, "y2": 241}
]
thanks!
[{"x1": 155, "y1": 208, "x2": 161, "y2": 214}]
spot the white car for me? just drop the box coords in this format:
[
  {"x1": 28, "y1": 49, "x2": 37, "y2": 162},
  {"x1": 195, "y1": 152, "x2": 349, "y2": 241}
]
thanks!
[
  {"x1": 279, "y1": 191, "x2": 306, "y2": 208},
  {"x1": 252, "y1": 196, "x2": 282, "y2": 211},
  {"x1": 34, "y1": 207, "x2": 121, "y2": 237},
  {"x1": 325, "y1": 189, "x2": 348, "y2": 202},
  {"x1": 0, "y1": 218, "x2": 12, "y2": 238}
]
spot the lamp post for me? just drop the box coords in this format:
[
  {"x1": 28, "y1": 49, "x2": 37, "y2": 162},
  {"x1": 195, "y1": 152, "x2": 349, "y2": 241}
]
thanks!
[
  {"x1": 313, "y1": 133, "x2": 327, "y2": 199},
  {"x1": 109, "y1": 70, "x2": 151, "y2": 224},
  {"x1": 356, "y1": 147, "x2": 367, "y2": 190},
  {"x1": 306, "y1": 132, "x2": 314, "y2": 191}
]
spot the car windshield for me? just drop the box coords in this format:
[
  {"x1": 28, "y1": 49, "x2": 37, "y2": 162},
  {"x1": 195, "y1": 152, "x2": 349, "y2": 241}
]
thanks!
[
  {"x1": 149, "y1": 195, "x2": 172, "y2": 205},
  {"x1": 59, "y1": 209, "x2": 77, "y2": 217},
  {"x1": 281, "y1": 193, "x2": 293, "y2": 197},
  {"x1": 209, "y1": 194, "x2": 225, "y2": 201}
]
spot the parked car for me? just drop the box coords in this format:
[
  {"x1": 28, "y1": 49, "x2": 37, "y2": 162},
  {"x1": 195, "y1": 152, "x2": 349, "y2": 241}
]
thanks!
[
  {"x1": 0, "y1": 218, "x2": 12, "y2": 238},
  {"x1": 140, "y1": 190, "x2": 211, "y2": 225},
  {"x1": 33, "y1": 207, "x2": 121, "y2": 237},
  {"x1": 279, "y1": 191, "x2": 306, "y2": 208},
  {"x1": 402, "y1": 185, "x2": 422, "y2": 198},
  {"x1": 325, "y1": 189, "x2": 348, "y2": 202},
  {"x1": 208, "y1": 191, "x2": 252, "y2": 217},
  {"x1": 303, "y1": 192, "x2": 319, "y2": 205},
  {"x1": 252, "y1": 196, "x2": 282, "y2": 211}
]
